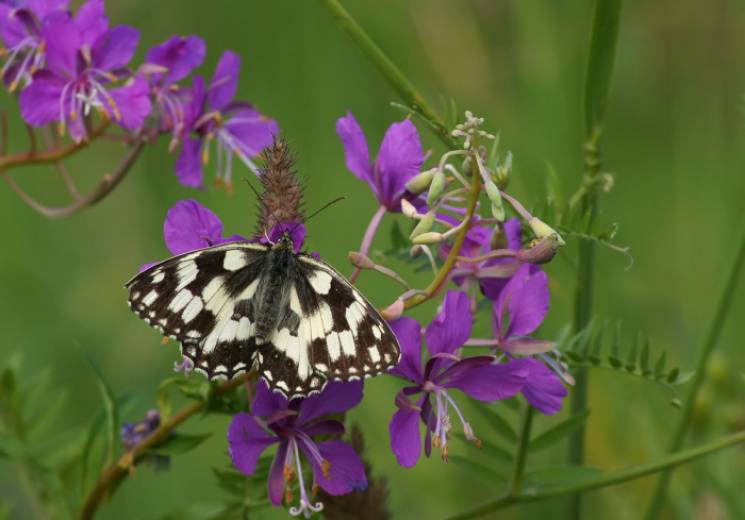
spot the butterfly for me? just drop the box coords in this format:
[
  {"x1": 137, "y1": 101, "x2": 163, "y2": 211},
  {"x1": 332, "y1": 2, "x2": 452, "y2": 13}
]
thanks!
[{"x1": 125, "y1": 233, "x2": 401, "y2": 399}]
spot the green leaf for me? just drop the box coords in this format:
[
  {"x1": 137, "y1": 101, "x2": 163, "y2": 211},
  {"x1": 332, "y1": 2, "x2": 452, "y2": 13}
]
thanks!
[
  {"x1": 390, "y1": 219, "x2": 408, "y2": 251},
  {"x1": 654, "y1": 351, "x2": 667, "y2": 379},
  {"x1": 584, "y1": 0, "x2": 623, "y2": 136},
  {"x1": 525, "y1": 465, "x2": 603, "y2": 489},
  {"x1": 453, "y1": 433, "x2": 512, "y2": 465},
  {"x1": 470, "y1": 402, "x2": 517, "y2": 443},
  {"x1": 640, "y1": 335, "x2": 651, "y2": 375},
  {"x1": 151, "y1": 432, "x2": 212, "y2": 455},
  {"x1": 608, "y1": 321, "x2": 622, "y2": 368},
  {"x1": 85, "y1": 356, "x2": 119, "y2": 467},
  {"x1": 448, "y1": 455, "x2": 507, "y2": 482},
  {"x1": 529, "y1": 410, "x2": 591, "y2": 452},
  {"x1": 666, "y1": 367, "x2": 680, "y2": 384},
  {"x1": 625, "y1": 334, "x2": 639, "y2": 372}
]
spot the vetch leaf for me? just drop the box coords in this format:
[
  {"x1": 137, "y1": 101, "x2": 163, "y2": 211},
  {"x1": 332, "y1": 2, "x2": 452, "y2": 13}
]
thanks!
[{"x1": 529, "y1": 410, "x2": 591, "y2": 452}]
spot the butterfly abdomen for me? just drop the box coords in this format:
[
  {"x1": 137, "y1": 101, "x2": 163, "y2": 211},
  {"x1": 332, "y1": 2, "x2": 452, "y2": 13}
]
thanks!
[{"x1": 255, "y1": 243, "x2": 296, "y2": 340}]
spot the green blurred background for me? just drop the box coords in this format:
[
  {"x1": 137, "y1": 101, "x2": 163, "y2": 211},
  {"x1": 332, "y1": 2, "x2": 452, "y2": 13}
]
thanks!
[{"x1": 1, "y1": 0, "x2": 744, "y2": 518}]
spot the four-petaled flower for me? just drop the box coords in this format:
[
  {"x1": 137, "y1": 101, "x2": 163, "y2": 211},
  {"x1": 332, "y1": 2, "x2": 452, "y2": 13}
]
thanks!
[
  {"x1": 336, "y1": 111, "x2": 424, "y2": 212},
  {"x1": 175, "y1": 50, "x2": 278, "y2": 189},
  {"x1": 388, "y1": 290, "x2": 529, "y2": 467},
  {"x1": 162, "y1": 198, "x2": 245, "y2": 256},
  {"x1": 19, "y1": 0, "x2": 151, "y2": 141},
  {"x1": 229, "y1": 380, "x2": 367, "y2": 517},
  {"x1": 492, "y1": 264, "x2": 567, "y2": 414}
]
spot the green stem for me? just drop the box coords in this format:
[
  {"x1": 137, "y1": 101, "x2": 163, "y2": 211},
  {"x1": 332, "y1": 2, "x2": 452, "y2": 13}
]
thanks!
[
  {"x1": 317, "y1": 0, "x2": 458, "y2": 150},
  {"x1": 643, "y1": 221, "x2": 745, "y2": 518},
  {"x1": 568, "y1": 0, "x2": 622, "y2": 516},
  {"x1": 447, "y1": 429, "x2": 745, "y2": 520},
  {"x1": 510, "y1": 406, "x2": 535, "y2": 494}
]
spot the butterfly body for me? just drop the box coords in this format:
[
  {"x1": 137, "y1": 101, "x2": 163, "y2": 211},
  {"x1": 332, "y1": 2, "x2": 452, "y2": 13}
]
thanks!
[{"x1": 126, "y1": 234, "x2": 400, "y2": 399}]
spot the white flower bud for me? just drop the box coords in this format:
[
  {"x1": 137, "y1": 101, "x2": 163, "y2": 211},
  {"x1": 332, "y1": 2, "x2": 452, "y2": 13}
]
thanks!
[
  {"x1": 409, "y1": 211, "x2": 436, "y2": 239},
  {"x1": 400, "y1": 198, "x2": 418, "y2": 218},
  {"x1": 529, "y1": 217, "x2": 565, "y2": 246},
  {"x1": 412, "y1": 231, "x2": 443, "y2": 244},
  {"x1": 483, "y1": 179, "x2": 505, "y2": 221},
  {"x1": 405, "y1": 168, "x2": 437, "y2": 195}
]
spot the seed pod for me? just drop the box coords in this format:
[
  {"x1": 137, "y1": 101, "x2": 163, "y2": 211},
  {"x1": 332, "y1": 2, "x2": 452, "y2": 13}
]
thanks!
[
  {"x1": 405, "y1": 167, "x2": 437, "y2": 195},
  {"x1": 409, "y1": 211, "x2": 436, "y2": 239},
  {"x1": 483, "y1": 179, "x2": 505, "y2": 221},
  {"x1": 412, "y1": 231, "x2": 443, "y2": 245},
  {"x1": 426, "y1": 169, "x2": 446, "y2": 207}
]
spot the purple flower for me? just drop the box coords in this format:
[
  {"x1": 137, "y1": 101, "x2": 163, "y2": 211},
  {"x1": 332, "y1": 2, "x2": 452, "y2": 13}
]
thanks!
[
  {"x1": 121, "y1": 409, "x2": 160, "y2": 450},
  {"x1": 228, "y1": 380, "x2": 367, "y2": 516},
  {"x1": 18, "y1": 1, "x2": 151, "y2": 141},
  {"x1": 174, "y1": 50, "x2": 278, "y2": 189},
  {"x1": 258, "y1": 220, "x2": 306, "y2": 253},
  {"x1": 0, "y1": 0, "x2": 68, "y2": 90},
  {"x1": 336, "y1": 111, "x2": 424, "y2": 212},
  {"x1": 388, "y1": 290, "x2": 529, "y2": 467},
  {"x1": 491, "y1": 265, "x2": 566, "y2": 414},
  {"x1": 143, "y1": 35, "x2": 205, "y2": 145},
  {"x1": 163, "y1": 198, "x2": 244, "y2": 255}
]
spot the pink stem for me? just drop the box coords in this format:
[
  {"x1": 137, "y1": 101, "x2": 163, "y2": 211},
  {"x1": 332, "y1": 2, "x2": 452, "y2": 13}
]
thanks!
[{"x1": 349, "y1": 205, "x2": 387, "y2": 283}]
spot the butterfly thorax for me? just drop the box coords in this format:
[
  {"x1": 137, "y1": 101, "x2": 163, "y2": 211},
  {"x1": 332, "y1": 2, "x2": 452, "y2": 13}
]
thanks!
[{"x1": 253, "y1": 233, "x2": 300, "y2": 341}]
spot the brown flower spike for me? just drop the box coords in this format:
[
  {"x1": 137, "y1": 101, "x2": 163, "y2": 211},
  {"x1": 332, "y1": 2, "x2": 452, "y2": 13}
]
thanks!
[{"x1": 256, "y1": 136, "x2": 305, "y2": 235}]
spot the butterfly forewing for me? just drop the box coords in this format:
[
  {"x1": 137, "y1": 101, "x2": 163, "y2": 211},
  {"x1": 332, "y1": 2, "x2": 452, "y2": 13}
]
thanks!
[{"x1": 126, "y1": 239, "x2": 401, "y2": 399}]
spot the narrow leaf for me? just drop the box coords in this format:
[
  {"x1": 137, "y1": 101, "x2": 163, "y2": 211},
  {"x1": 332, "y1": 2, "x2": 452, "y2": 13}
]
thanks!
[
  {"x1": 85, "y1": 356, "x2": 118, "y2": 467},
  {"x1": 470, "y1": 402, "x2": 517, "y2": 443},
  {"x1": 449, "y1": 455, "x2": 508, "y2": 482},
  {"x1": 653, "y1": 351, "x2": 667, "y2": 379},
  {"x1": 525, "y1": 464, "x2": 603, "y2": 489},
  {"x1": 530, "y1": 410, "x2": 591, "y2": 452}
]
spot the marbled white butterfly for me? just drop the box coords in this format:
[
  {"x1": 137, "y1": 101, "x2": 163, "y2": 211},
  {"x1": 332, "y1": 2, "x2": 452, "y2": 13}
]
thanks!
[{"x1": 126, "y1": 233, "x2": 401, "y2": 399}]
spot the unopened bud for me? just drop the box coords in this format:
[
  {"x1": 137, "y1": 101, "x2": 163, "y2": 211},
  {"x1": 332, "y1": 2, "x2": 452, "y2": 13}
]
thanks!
[
  {"x1": 484, "y1": 179, "x2": 505, "y2": 221},
  {"x1": 400, "y1": 198, "x2": 418, "y2": 218},
  {"x1": 491, "y1": 226, "x2": 507, "y2": 250},
  {"x1": 426, "y1": 169, "x2": 446, "y2": 206},
  {"x1": 517, "y1": 236, "x2": 559, "y2": 264},
  {"x1": 348, "y1": 251, "x2": 375, "y2": 269},
  {"x1": 495, "y1": 151, "x2": 512, "y2": 189},
  {"x1": 381, "y1": 298, "x2": 404, "y2": 321},
  {"x1": 528, "y1": 217, "x2": 565, "y2": 246},
  {"x1": 405, "y1": 167, "x2": 436, "y2": 194},
  {"x1": 409, "y1": 211, "x2": 435, "y2": 239},
  {"x1": 412, "y1": 231, "x2": 443, "y2": 245}
]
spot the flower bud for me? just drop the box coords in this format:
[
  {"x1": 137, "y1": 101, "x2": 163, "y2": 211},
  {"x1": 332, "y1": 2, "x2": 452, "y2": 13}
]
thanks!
[
  {"x1": 405, "y1": 167, "x2": 437, "y2": 195},
  {"x1": 409, "y1": 211, "x2": 436, "y2": 239},
  {"x1": 517, "y1": 236, "x2": 559, "y2": 264},
  {"x1": 528, "y1": 217, "x2": 565, "y2": 246},
  {"x1": 400, "y1": 198, "x2": 418, "y2": 218},
  {"x1": 426, "y1": 169, "x2": 446, "y2": 207},
  {"x1": 483, "y1": 179, "x2": 505, "y2": 221},
  {"x1": 495, "y1": 151, "x2": 512, "y2": 189},
  {"x1": 348, "y1": 251, "x2": 375, "y2": 269},
  {"x1": 412, "y1": 231, "x2": 443, "y2": 245},
  {"x1": 381, "y1": 298, "x2": 404, "y2": 321}
]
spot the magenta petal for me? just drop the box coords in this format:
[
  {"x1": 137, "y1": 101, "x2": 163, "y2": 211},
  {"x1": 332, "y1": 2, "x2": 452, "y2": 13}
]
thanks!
[
  {"x1": 389, "y1": 404, "x2": 421, "y2": 467},
  {"x1": 302, "y1": 419, "x2": 345, "y2": 438},
  {"x1": 163, "y1": 199, "x2": 226, "y2": 255},
  {"x1": 389, "y1": 317, "x2": 423, "y2": 382},
  {"x1": 27, "y1": 0, "x2": 69, "y2": 19},
  {"x1": 375, "y1": 119, "x2": 423, "y2": 208},
  {"x1": 308, "y1": 440, "x2": 367, "y2": 495},
  {"x1": 174, "y1": 137, "x2": 204, "y2": 188},
  {"x1": 92, "y1": 25, "x2": 138, "y2": 72},
  {"x1": 335, "y1": 111, "x2": 372, "y2": 184},
  {"x1": 425, "y1": 290, "x2": 472, "y2": 356},
  {"x1": 264, "y1": 222, "x2": 306, "y2": 252},
  {"x1": 75, "y1": 0, "x2": 107, "y2": 46},
  {"x1": 504, "y1": 218, "x2": 522, "y2": 251},
  {"x1": 19, "y1": 70, "x2": 65, "y2": 126},
  {"x1": 145, "y1": 34, "x2": 206, "y2": 85},
  {"x1": 443, "y1": 359, "x2": 529, "y2": 402},
  {"x1": 507, "y1": 269, "x2": 549, "y2": 337},
  {"x1": 252, "y1": 379, "x2": 289, "y2": 418},
  {"x1": 522, "y1": 358, "x2": 567, "y2": 415},
  {"x1": 0, "y1": 6, "x2": 27, "y2": 48},
  {"x1": 297, "y1": 381, "x2": 363, "y2": 425},
  {"x1": 224, "y1": 104, "x2": 278, "y2": 158},
  {"x1": 228, "y1": 412, "x2": 277, "y2": 475},
  {"x1": 42, "y1": 16, "x2": 80, "y2": 77},
  {"x1": 267, "y1": 441, "x2": 288, "y2": 506},
  {"x1": 208, "y1": 50, "x2": 239, "y2": 110},
  {"x1": 107, "y1": 75, "x2": 151, "y2": 131}
]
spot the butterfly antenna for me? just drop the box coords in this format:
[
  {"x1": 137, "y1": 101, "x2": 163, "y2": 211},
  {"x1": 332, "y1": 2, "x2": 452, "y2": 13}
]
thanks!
[
  {"x1": 241, "y1": 176, "x2": 262, "y2": 201},
  {"x1": 303, "y1": 196, "x2": 346, "y2": 224}
]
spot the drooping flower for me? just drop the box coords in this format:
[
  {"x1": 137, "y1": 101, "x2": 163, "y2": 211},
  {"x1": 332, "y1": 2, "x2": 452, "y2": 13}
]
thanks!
[
  {"x1": 228, "y1": 380, "x2": 367, "y2": 517},
  {"x1": 388, "y1": 290, "x2": 529, "y2": 467},
  {"x1": 162, "y1": 198, "x2": 245, "y2": 256},
  {"x1": 174, "y1": 50, "x2": 278, "y2": 189},
  {"x1": 18, "y1": 1, "x2": 151, "y2": 141},
  {"x1": 142, "y1": 34, "x2": 206, "y2": 146},
  {"x1": 492, "y1": 264, "x2": 567, "y2": 414},
  {"x1": 0, "y1": 0, "x2": 68, "y2": 90},
  {"x1": 336, "y1": 111, "x2": 424, "y2": 212}
]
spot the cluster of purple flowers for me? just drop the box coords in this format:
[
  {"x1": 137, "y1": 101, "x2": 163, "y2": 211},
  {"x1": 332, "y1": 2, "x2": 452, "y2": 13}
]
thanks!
[{"x1": 0, "y1": 0, "x2": 277, "y2": 187}]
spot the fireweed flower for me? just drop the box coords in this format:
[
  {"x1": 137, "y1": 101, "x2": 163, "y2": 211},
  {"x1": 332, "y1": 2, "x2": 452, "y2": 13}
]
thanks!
[
  {"x1": 162, "y1": 198, "x2": 245, "y2": 256},
  {"x1": 229, "y1": 380, "x2": 367, "y2": 517},
  {"x1": 18, "y1": 1, "x2": 151, "y2": 141},
  {"x1": 175, "y1": 50, "x2": 278, "y2": 189},
  {"x1": 492, "y1": 264, "x2": 567, "y2": 414},
  {"x1": 142, "y1": 34, "x2": 205, "y2": 147},
  {"x1": 336, "y1": 111, "x2": 424, "y2": 212},
  {"x1": 389, "y1": 290, "x2": 529, "y2": 467},
  {"x1": 0, "y1": 0, "x2": 68, "y2": 90},
  {"x1": 120, "y1": 408, "x2": 160, "y2": 450}
]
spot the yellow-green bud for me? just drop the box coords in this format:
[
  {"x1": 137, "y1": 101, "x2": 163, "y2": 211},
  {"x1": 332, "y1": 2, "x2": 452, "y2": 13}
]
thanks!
[
  {"x1": 528, "y1": 217, "x2": 565, "y2": 246},
  {"x1": 484, "y1": 179, "x2": 505, "y2": 221},
  {"x1": 405, "y1": 168, "x2": 437, "y2": 195},
  {"x1": 400, "y1": 198, "x2": 418, "y2": 218},
  {"x1": 426, "y1": 169, "x2": 446, "y2": 207},
  {"x1": 412, "y1": 231, "x2": 443, "y2": 244},
  {"x1": 409, "y1": 211, "x2": 436, "y2": 239}
]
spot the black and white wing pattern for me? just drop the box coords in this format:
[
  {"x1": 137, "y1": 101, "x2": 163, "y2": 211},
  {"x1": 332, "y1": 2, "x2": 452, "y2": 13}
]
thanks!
[{"x1": 125, "y1": 239, "x2": 401, "y2": 399}]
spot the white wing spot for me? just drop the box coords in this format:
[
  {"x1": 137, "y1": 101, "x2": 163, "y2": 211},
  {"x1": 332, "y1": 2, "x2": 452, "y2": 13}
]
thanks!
[
  {"x1": 345, "y1": 301, "x2": 365, "y2": 337},
  {"x1": 201, "y1": 276, "x2": 225, "y2": 302},
  {"x1": 182, "y1": 297, "x2": 204, "y2": 323},
  {"x1": 142, "y1": 290, "x2": 159, "y2": 306},
  {"x1": 315, "y1": 363, "x2": 328, "y2": 372},
  {"x1": 151, "y1": 271, "x2": 165, "y2": 284},
  {"x1": 383, "y1": 353, "x2": 392, "y2": 363},
  {"x1": 236, "y1": 317, "x2": 252, "y2": 340},
  {"x1": 187, "y1": 330, "x2": 200, "y2": 338},
  {"x1": 204, "y1": 285, "x2": 230, "y2": 314},
  {"x1": 338, "y1": 330, "x2": 355, "y2": 357},
  {"x1": 131, "y1": 291, "x2": 140, "y2": 300},
  {"x1": 373, "y1": 325, "x2": 383, "y2": 340},
  {"x1": 308, "y1": 270, "x2": 332, "y2": 295},
  {"x1": 289, "y1": 287, "x2": 302, "y2": 315},
  {"x1": 223, "y1": 250, "x2": 247, "y2": 271},
  {"x1": 169, "y1": 288, "x2": 193, "y2": 312},
  {"x1": 369, "y1": 346, "x2": 381, "y2": 364},
  {"x1": 327, "y1": 332, "x2": 341, "y2": 362},
  {"x1": 176, "y1": 260, "x2": 198, "y2": 290}
]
